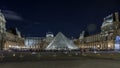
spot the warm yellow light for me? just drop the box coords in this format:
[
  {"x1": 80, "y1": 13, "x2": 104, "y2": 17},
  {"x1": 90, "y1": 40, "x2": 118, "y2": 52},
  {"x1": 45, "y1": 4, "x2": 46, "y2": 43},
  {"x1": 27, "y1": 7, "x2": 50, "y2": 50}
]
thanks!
[
  {"x1": 97, "y1": 45, "x2": 100, "y2": 48},
  {"x1": 13, "y1": 54, "x2": 16, "y2": 56},
  {"x1": 108, "y1": 44, "x2": 111, "y2": 48},
  {"x1": 9, "y1": 45, "x2": 11, "y2": 48}
]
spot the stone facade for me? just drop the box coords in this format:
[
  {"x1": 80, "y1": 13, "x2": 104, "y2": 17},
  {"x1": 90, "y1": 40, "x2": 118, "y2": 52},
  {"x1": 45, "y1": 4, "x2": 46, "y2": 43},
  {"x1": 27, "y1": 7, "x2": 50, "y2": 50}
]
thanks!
[
  {"x1": 76, "y1": 12, "x2": 120, "y2": 50},
  {"x1": 24, "y1": 32, "x2": 54, "y2": 50},
  {"x1": 0, "y1": 10, "x2": 24, "y2": 50},
  {"x1": 4, "y1": 32, "x2": 24, "y2": 50},
  {"x1": 24, "y1": 37, "x2": 48, "y2": 50}
]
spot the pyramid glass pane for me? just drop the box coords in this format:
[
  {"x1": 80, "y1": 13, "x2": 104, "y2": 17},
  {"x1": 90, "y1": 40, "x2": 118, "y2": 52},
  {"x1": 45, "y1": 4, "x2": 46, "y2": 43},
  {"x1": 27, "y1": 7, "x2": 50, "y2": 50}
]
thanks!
[{"x1": 46, "y1": 32, "x2": 79, "y2": 50}]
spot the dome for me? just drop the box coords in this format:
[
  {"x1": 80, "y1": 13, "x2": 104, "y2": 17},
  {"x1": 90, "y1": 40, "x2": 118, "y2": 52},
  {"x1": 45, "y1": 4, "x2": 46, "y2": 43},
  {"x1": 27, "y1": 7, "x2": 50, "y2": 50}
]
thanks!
[{"x1": 46, "y1": 32, "x2": 54, "y2": 37}]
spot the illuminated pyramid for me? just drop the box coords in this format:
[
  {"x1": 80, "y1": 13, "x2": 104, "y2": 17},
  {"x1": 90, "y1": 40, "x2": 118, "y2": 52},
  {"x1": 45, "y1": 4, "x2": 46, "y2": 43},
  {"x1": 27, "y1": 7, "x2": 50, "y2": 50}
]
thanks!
[{"x1": 46, "y1": 32, "x2": 79, "y2": 50}]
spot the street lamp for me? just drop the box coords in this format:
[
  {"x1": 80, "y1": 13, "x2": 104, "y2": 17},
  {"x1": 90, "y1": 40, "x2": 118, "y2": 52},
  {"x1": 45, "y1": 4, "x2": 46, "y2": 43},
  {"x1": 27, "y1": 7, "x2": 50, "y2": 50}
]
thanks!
[
  {"x1": 93, "y1": 46, "x2": 97, "y2": 53},
  {"x1": 97, "y1": 45, "x2": 100, "y2": 51}
]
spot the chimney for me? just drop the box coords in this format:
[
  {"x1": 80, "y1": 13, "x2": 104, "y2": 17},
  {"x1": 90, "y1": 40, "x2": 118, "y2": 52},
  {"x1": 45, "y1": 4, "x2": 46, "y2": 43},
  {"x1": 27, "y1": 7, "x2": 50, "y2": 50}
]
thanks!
[{"x1": 115, "y1": 12, "x2": 119, "y2": 22}]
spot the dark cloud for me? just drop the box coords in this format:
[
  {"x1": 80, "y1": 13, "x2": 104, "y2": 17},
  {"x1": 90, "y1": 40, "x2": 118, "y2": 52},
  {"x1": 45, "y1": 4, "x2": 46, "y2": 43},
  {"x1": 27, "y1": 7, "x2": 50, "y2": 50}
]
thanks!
[
  {"x1": 87, "y1": 24, "x2": 97, "y2": 32},
  {"x1": 2, "y1": 10, "x2": 23, "y2": 21}
]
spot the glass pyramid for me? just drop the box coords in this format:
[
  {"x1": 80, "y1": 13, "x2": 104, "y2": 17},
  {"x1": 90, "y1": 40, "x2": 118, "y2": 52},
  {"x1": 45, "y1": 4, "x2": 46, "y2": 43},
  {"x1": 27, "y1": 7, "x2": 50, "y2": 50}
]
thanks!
[{"x1": 46, "y1": 32, "x2": 79, "y2": 50}]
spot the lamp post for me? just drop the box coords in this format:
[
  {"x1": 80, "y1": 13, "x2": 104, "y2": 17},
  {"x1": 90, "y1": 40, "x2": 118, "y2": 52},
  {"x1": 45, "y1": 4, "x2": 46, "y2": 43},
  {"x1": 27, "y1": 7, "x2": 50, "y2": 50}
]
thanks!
[
  {"x1": 97, "y1": 45, "x2": 100, "y2": 51},
  {"x1": 94, "y1": 46, "x2": 96, "y2": 53}
]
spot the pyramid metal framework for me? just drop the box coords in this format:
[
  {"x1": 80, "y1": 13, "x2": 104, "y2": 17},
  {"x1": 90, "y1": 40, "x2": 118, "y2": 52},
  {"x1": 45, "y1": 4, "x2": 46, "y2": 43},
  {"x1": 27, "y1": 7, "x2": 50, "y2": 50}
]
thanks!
[{"x1": 46, "y1": 32, "x2": 79, "y2": 50}]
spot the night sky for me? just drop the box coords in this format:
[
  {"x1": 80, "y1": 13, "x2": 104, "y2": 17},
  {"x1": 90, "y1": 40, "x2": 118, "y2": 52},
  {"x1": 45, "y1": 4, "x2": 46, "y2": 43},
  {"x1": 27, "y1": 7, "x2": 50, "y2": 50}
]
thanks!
[{"x1": 0, "y1": 0, "x2": 120, "y2": 38}]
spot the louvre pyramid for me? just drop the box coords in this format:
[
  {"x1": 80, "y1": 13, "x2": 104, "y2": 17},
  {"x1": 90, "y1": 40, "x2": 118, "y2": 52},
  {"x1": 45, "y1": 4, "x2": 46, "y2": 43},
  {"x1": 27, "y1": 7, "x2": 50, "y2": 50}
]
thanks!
[{"x1": 46, "y1": 32, "x2": 79, "y2": 50}]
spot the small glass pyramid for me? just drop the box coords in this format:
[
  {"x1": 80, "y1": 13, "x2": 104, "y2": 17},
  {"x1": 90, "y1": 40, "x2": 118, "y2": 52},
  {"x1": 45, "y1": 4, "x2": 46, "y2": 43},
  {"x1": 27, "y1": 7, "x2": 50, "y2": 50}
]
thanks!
[{"x1": 46, "y1": 32, "x2": 79, "y2": 50}]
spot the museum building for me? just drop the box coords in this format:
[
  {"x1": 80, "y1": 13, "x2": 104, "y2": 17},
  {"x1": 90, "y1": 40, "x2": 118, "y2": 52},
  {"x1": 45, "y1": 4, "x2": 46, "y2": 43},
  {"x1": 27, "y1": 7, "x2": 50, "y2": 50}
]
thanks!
[{"x1": 77, "y1": 12, "x2": 120, "y2": 50}]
